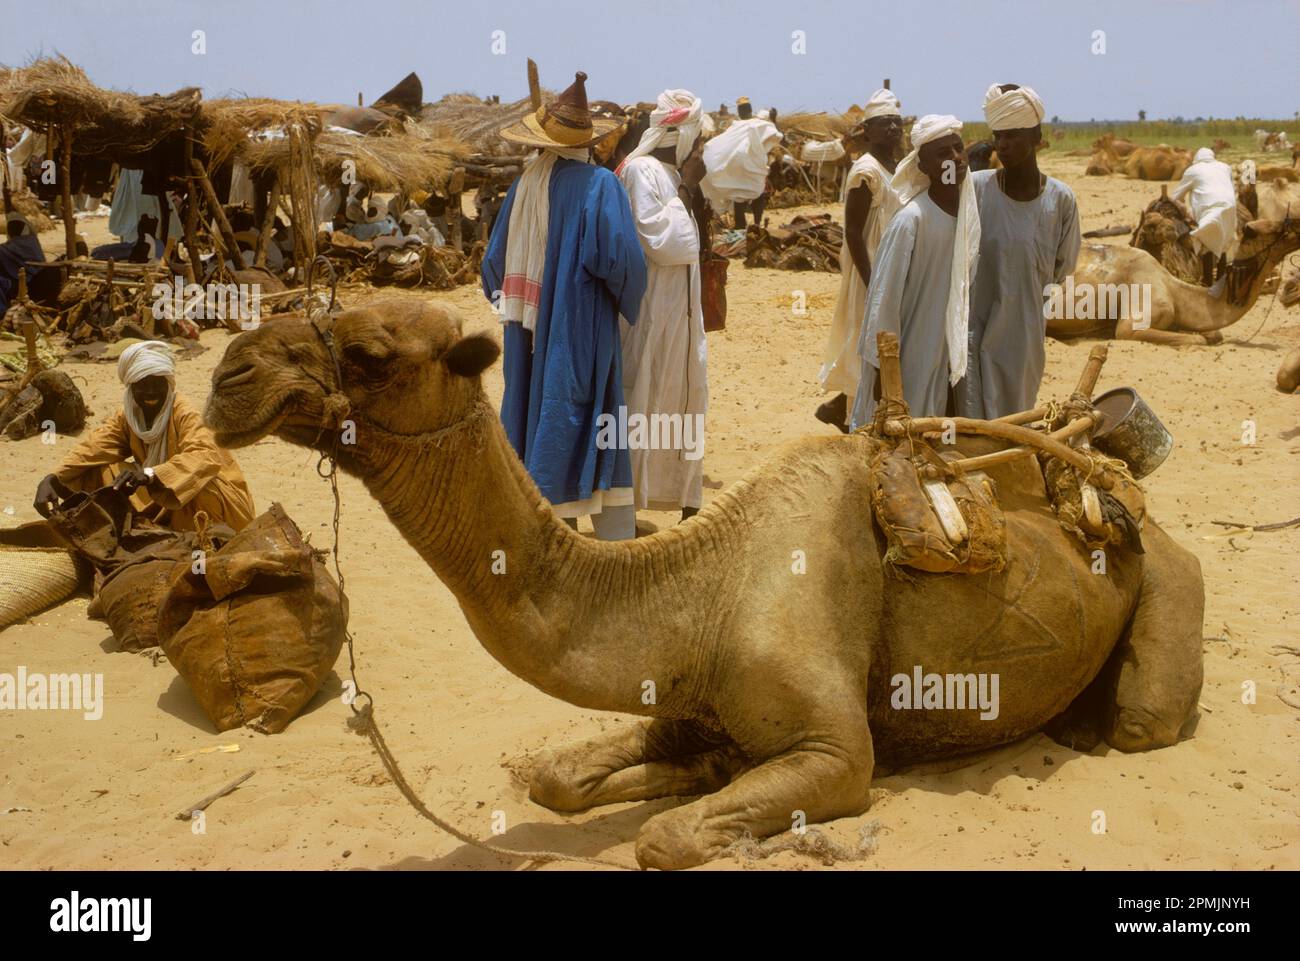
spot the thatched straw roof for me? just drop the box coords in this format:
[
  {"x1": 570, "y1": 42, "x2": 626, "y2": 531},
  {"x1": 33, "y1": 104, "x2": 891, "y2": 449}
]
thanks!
[
  {"x1": 418, "y1": 91, "x2": 555, "y2": 157},
  {"x1": 238, "y1": 126, "x2": 471, "y2": 194},
  {"x1": 200, "y1": 97, "x2": 325, "y2": 168},
  {"x1": 0, "y1": 56, "x2": 200, "y2": 159}
]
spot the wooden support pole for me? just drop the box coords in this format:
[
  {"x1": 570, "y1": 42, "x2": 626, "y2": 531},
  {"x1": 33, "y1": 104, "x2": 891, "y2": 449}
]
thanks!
[
  {"x1": 182, "y1": 127, "x2": 204, "y2": 282},
  {"x1": 1073, "y1": 344, "x2": 1109, "y2": 399},
  {"x1": 885, "y1": 414, "x2": 1112, "y2": 488},
  {"x1": 190, "y1": 156, "x2": 246, "y2": 269},
  {"x1": 255, "y1": 173, "x2": 281, "y2": 268},
  {"x1": 947, "y1": 414, "x2": 1101, "y2": 475},
  {"x1": 59, "y1": 126, "x2": 76, "y2": 259}
]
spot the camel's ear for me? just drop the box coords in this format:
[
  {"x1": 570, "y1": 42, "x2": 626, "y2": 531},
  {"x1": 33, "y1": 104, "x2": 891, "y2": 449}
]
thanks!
[{"x1": 442, "y1": 333, "x2": 500, "y2": 378}]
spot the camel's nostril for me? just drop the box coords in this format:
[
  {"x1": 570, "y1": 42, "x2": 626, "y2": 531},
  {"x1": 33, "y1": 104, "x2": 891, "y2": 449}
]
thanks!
[{"x1": 215, "y1": 362, "x2": 256, "y2": 390}]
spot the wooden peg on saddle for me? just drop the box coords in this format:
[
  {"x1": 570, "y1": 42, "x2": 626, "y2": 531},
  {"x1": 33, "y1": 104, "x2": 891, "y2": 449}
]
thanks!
[{"x1": 876, "y1": 331, "x2": 905, "y2": 410}]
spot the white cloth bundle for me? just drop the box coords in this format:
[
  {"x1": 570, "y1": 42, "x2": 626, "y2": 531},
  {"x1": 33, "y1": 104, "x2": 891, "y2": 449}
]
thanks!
[
  {"x1": 699, "y1": 118, "x2": 782, "y2": 207},
  {"x1": 888, "y1": 114, "x2": 980, "y2": 386},
  {"x1": 983, "y1": 84, "x2": 1045, "y2": 131},
  {"x1": 617, "y1": 90, "x2": 704, "y2": 175},
  {"x1": 118, "y1": 341, "x2": 176, "y2": 467},
  {"x1": 802, "y1": 139, "x2": 847, "y2": 163},
  {"x1": 501, "y1": 145, "x2": 589, "y2": 336}
]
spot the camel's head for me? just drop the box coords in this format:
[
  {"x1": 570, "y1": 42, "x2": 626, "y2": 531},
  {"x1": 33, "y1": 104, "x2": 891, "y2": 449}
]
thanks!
[
  {"x1": 1237, "y1": 218, "x2": 1300, "y2": 262},
  {"x1": 205, "y1": 299, "x2": 500, "y2": 460}
]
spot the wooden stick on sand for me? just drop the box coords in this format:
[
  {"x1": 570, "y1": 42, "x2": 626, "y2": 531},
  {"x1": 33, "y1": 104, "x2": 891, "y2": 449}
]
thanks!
[{"x1": 173, "y1": 770, "x2": 254, "y2": 821}]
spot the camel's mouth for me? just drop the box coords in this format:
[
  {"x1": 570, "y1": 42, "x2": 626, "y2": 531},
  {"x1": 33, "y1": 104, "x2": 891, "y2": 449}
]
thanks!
[{"x1": 207, "y1": 389, "x2": 294, "y2": 449}]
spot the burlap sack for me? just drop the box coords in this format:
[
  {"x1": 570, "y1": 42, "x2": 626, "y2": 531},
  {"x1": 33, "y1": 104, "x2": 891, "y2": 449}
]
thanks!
[
  {"x1": 868, "y1": 442, "x2": 1006, "y2": 575},
  {"x1": 157, "y1": 504, "x2": 348, "y2": 734}
]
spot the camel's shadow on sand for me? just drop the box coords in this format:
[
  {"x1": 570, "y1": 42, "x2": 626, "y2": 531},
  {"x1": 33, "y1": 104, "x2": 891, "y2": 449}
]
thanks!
[
  {"x1": 376, "y1": 799, "x2": 674, "y2": 870},
  {"x1": 875, "y1": 732, "x2": 1106, "y2": 798}
]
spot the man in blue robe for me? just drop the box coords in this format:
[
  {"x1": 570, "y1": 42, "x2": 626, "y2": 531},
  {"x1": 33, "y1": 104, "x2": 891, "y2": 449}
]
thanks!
[{"x1": 481, "y1": 65, "x2": 647, "y2": 541}]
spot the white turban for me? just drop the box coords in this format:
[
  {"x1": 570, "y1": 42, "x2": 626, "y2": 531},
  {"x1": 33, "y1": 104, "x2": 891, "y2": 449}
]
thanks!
[
  {"x1": 983, "y1": 83, "x2": 1044, "y2": 132},
  {"x1": 1193, "y1": 147, "x2": 1215, "y2": 164},
  {"x1": 885, "y1": 115, "x2": 981, "y2": 387},
  {"x1": 118, "y1": 340, "x2": 176, "y2": 466},
  {"x1": 616, "y1": 89, "x2": 704, "y2": 174},
  {"x1": 861, "y1": 88, "x2": 901, "y2": 121},
  {"x1": 891, "y1": 114, "x2": 964, "y2": 206}
]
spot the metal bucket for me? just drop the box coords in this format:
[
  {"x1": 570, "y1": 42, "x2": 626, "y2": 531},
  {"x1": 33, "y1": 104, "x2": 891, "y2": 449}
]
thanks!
[{"x1": 1091, "y1": 387, "x2": 1174, "y2": 479}]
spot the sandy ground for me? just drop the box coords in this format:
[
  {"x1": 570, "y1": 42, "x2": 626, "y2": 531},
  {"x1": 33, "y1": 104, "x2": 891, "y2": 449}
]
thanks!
[{"x1": 1, "y1": 155, "x2": 1297, "y2": 871}]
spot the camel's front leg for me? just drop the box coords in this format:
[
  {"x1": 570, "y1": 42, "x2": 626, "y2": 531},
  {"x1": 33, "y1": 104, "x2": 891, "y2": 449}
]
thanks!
[
  {"x1": 635, "y1": 715, "x2": 875, "y2": 870},
  {"x1": 529, "y1": 718, "x2": 745, "y2": 813},
  {"x1": 1116, "y1": 317, "x2": 1221, "y2": 346},
  {"x1": 1101, "y1": 524, "x2": 1205, "y2": 751}
]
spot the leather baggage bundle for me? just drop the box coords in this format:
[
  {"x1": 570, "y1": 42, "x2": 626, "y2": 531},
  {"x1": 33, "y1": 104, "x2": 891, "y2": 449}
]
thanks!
[
  {"x1": 158, "y1": 503, "x2": 348, "y2": 734},
  {"x1": 868, "y1": 441, "x2": 1007, "y2": 575}
]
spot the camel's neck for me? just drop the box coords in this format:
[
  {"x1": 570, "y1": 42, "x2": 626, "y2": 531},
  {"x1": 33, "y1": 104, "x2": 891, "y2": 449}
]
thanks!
[
  {"x1": 339, "y1": 399, "x2": 694, "y2": 714},
  {"x1": 1171, "y1": 242, "x2": 1293, "y2": 331}
]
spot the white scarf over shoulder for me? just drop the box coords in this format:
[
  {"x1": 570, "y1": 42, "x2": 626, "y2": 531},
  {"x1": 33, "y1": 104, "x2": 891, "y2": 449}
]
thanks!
[
  {"x1": 890, "y1": 114, "x2": 980, "y2": 386},
  {"x1": 500, "y1": 145, "x2": 590, "y2": 336},
  {"x1": 118, "y1": 340, "x2": 176, "y2": 467}
]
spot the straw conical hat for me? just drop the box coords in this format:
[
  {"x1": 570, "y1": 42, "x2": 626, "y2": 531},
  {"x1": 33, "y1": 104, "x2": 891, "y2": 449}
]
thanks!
[{"x1": 500, "y1": 60, "x2": 622, "y2": 150}]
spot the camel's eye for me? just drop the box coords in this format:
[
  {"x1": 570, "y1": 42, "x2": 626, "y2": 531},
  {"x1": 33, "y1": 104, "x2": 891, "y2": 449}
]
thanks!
[{"x1": 342, "y1": 343, "x2": 391, "y2": 382}]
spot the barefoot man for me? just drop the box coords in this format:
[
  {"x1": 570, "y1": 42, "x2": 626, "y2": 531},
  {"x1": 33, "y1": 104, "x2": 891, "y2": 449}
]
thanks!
[
  {"x1": 616, "y1": 89, "x2": 709, "y2": 523},
  {"x1": 816, "y1": 88, "x2": 904, "y2": 431},
  {"x1": 963, "y1": 83, "x2": 1080, "y2": 418},
  {"x1": 849, "y1": 115, "x2": 980, "y2": 428}
]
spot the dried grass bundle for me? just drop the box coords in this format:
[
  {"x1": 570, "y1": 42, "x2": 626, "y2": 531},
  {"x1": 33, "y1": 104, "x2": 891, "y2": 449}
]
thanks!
[
  {"x1": 418, "y1": 91, "x2": 554, "y2": 157},
  {"x1": 780, "y1": 111, "x2": 854, "y2": 137},
  {"x1": 240, "y1": 126, "x2": 470, "y2": 194}
]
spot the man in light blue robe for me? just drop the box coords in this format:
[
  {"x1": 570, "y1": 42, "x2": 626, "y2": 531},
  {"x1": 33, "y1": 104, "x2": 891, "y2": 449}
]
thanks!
[
  {"x1": 962, "y1": 84, "x2": 1081, "y2": 418},
  {"x1": 481, "y1": 69, "x2": 647, "y2": 540}
]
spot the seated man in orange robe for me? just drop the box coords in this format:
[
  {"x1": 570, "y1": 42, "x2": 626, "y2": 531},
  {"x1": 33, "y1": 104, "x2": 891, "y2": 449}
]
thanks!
[{"x1": 34, "y1": 340, "x2": 255, "y2": 531}]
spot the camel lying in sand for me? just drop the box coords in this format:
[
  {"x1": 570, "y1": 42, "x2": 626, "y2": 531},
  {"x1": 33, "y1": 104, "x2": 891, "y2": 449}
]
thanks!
[
  {"x1": 205, "y1": 301, "x2": 1206, "y2": 869},
  {"x1": 1277, "y1": 349, "x2": 1300, "y2": 392},
  {"x1": 1125, "y1": 145, "x2": 1192, "y2": 181},
  {"x1": 1087, "y1": 141, "x2": 1191, "y2": 181},
  {"x1": 1050, "y1": 219, "x2": 1300, "y2": 345}
]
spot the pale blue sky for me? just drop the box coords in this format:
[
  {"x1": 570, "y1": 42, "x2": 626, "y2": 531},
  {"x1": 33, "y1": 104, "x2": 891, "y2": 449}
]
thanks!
[{"x1": 2, "y1": 0, "x2": 1296, "y2": 121}]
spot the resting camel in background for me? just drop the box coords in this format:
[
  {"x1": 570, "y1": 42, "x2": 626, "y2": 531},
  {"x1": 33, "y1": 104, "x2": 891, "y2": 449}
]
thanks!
[
  {"x1": 204, "y1": 300, "x2": 1205, "y2": 869},
  {"x1": 1050, "y1": 219, "x2": 1300, "y2": 345}
]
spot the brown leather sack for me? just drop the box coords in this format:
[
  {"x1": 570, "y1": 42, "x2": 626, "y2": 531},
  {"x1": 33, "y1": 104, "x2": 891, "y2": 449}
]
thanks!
[
  {"x1": 157, "y1": 504, "x2": 348, "y2": 734},
  {"x1": 92, "y1": 559, "x2": 186, "y2": 652},
  {"x1": 46, "y1": 485, "x2": 214, "y2": 650},
  {"x1": 868, "y1": 442, "x2": 1007, "y2": 575},
  {"x1": 700, "y1": 252, "x2": 728, "y2": 332}
]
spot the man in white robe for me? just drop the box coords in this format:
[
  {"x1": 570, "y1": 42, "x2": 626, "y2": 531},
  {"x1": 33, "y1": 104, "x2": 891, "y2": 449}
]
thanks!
[
  {"x1": 850, "y1": 116, "x2": 980, "y2": 429},
  {"x1": 701, "y1": 97, "x2": 781, "y2": 228},
  {"x1": 617, "y1": 90, "x2": 709, "y2": 521},
  {"x1": 1172, "y1": 147, "x2": 1237, "y2": 284},
  {"x1": 816, "y1": 87, "x2": 905, "y2": 431},
  {"x1": 964, "y1": 83, "x2": 1081, "y2": 419}
]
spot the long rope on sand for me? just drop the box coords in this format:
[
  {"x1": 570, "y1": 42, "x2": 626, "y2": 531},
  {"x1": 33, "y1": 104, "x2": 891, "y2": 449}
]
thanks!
[{"x1": 346, "y1": 705, "x2": 636, "y2": 870}]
